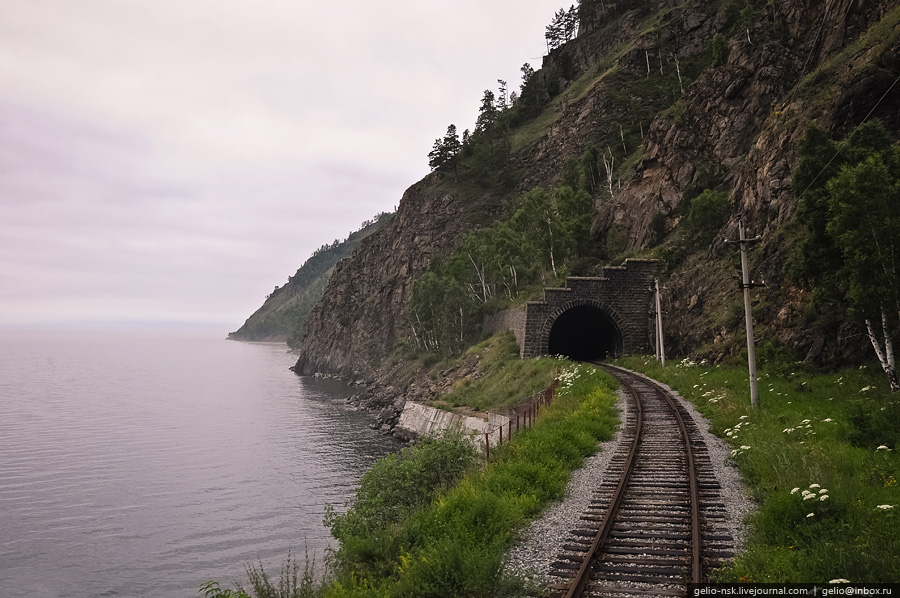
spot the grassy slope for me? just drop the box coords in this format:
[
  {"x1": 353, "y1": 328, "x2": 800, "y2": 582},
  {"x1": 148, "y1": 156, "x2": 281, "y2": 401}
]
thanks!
[
  {"x1": 323, "y1": 358, "x2": 620, "y2": 598},
  {"x1": 617, "y1": 356, "x2": 900, "y2": 583}
]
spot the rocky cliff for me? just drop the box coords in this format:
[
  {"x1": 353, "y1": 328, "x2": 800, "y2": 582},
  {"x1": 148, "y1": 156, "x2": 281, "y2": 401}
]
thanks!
[
  {"x1": 294, "y1": 0, "x2": 900, "y2": 377},
  {"x1": 229, "y1": 214, "x2": 390, "y2": 344},
  {"x1": 292, "y1": 179, "x2": 503, "y2": 376}
]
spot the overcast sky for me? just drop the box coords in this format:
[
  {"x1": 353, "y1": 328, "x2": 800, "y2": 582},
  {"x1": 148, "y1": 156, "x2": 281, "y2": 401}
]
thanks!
[{"x1": 0, "y1": 0, "x2": 559, "y2": 330}]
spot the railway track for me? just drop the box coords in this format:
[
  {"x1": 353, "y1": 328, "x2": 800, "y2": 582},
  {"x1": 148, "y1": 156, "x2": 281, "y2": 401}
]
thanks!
[{"x1": 548, "y1": 364, "x2": 734, "y2": 597}]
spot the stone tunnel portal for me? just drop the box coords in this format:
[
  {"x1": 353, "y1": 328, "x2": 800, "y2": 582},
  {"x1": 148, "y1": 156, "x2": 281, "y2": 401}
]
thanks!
[{"x1": 547, "y1": 304, "x2": 622, "y2": 361}]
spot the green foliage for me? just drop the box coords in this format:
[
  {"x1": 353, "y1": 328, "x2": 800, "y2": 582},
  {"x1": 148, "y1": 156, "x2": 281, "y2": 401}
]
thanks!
[
  {"x1": 846, "y1": 397, "x2": 900, "y2": 450},
  {"x1": 409, "y1": 185, "x2": 595, "y2": 355},
  {"x1": 618, "y1": 356, "x2": 900, "y2": 582},
  {"x1": 427, "y1": 124, "x2": 461, "y2": 173},
  {"x1": 230, "y1": 213, "x2": 392, "y2": 345},
  {"x1": 787, "y1": 120, "x2": 900, "y2": 389},
  {"x1": 649, "y1": 212, "x2": 667, "y2": 247},
  {"x1": 605, "y1": 224, "x2": 626, "y2": 258},
  {"x1": 439, "y1": 333, "x2": 560, "y2": 411},
  {"x1": 545, "y1": 5, "x2": 579, "y2": 51},
  {"x1": 686, "y1": 189, "x2": 730, "y2": 245},
  {"x1": 325, "y1": 433, "x2": 478, "y2": 582},
  {"x1": 201, "y1": 551, "x2": 321, "y2": 598},
  {"x1": 324, "y1": 362, "x2": 619, "y2": 597},
  {"x1": 711, "y1": 33, "x2": 729, "y2": 66}
]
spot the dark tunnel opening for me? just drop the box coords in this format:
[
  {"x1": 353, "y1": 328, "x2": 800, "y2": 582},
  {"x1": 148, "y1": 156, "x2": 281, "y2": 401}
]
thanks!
[{"x1": 547, "y1": 304, "x2": 622, "y2": 361}]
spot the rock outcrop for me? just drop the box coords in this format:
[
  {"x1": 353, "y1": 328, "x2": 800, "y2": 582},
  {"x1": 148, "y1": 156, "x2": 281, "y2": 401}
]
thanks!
[{"x1": 294, "y1": 0, "x2": 900, "y2": 376}]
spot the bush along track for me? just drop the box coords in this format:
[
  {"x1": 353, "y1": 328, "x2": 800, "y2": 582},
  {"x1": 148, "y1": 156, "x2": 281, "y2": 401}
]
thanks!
[
  {"x1": 616, "y1": 356, "x2": 900, "y2": 583},
  {"x1": 320, "y1": 360, "x2": 619, "y2": 598}
]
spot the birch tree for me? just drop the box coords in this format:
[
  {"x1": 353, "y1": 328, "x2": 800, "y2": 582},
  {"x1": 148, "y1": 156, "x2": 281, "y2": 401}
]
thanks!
[
  {"x1": 826, "y1": 149, "x2": 900, "y2": 391},
  {"x1": 790, "y1": 119, "x2": 900, "y2": 391}
]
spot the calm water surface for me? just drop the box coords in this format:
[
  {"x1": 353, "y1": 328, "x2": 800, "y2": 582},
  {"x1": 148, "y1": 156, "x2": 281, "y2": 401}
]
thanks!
[{"x1": 0, "y1": 328, "x2": 399, "y2": 598}]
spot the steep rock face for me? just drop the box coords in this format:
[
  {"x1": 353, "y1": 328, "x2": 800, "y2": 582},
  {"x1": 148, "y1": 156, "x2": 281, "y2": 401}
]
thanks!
[
  {"x1": 293, "y1": 176, "x2": 493, "y2": 376},
  {"x1": 295, "y1": 0, "x2": 900, "y2": 376},
  {"x1": 591, "y1": 0, "x2": 900, "y2": 361}
]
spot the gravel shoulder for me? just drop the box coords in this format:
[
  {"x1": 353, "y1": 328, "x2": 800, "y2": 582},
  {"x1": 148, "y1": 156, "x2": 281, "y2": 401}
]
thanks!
[{"x1": 502, "y1": 366, "x2": 756, "y2": 585}]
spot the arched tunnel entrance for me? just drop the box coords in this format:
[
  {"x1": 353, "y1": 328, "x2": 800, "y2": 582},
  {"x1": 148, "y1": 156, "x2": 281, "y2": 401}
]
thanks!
[{"x1": 547, "y1": 304, "x2": 622, "y2": 361}]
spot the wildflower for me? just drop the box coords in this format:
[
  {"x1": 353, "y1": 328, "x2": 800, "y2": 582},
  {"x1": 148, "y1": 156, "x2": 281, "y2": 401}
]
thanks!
[
  {"x1": 819, "y1": 495, "x2": 829, "y2": 501},
  {"x1": 829, "y1": 579, "x2": 851, "y2": 584},
  {"x1": 740, "y1": 445, "x2": 751, "y2": 450},
  {"x1": 860, "y1": 385, "x2": 873, "y2": 393},
  {"x1": 803, "y1": 493, "x2": 817, "y2": 501},
  {"x1": 806, "y1": 512, "x2": 815, "y2": 518},
  {"x1": 822, "y1": 418, "x2": 833, "y2": 422},
  {"x1": 876, "y1": 505, "x2": 894, "y2": 510},
  {"x1": 801, "y1": 419, "x2": 811, "y2": 424},
  {"x1": 876, "y1": 445, "x2": 891, "y2": 451},
  {"x1": 740, "y1": 415, "x2": 749, "y2": 419},
  {"x1": 819, "y1": 489, "x2": 828, "y2": 494},
  {"x1": 790, "y1": 488, "x2": 800, "y2": 494},
  {"x1": 809, "y1": 483, "x2": 821, "y2": 489}
]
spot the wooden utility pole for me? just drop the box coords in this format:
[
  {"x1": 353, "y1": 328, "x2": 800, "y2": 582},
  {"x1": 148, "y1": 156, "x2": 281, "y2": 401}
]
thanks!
[
  {"x1": 654, "y1": 277, "x2": 666, "y2": 366},
  {"x1": 726, "y1": 214, "x2": 763, "y2": 408}
]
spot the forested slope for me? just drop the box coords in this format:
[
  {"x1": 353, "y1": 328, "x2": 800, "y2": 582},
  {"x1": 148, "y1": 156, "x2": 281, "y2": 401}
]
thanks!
[
  {"x1": 291, "y1": 0, "x2": 900, "y2": 379},
  {"x1": 228, "y1": 213, "x2": 391, "y2": 344}
]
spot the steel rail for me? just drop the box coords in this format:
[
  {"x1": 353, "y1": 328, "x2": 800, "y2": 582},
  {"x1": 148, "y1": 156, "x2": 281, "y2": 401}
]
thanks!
[
  {"x1": 602, "y1": 363, "x2": 703, "y2": 584},
  {"x1": 562, "y1": 366, "x2": 644, "y2": 598},
  {"x1": 559, "y1": 363, "x2": 704, "y2": 597}
]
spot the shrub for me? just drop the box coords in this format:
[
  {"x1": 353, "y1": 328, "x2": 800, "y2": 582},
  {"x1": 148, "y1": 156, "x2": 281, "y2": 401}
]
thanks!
[{"x1": 687, "y1": 189, "x2": 730, "y2": 245}]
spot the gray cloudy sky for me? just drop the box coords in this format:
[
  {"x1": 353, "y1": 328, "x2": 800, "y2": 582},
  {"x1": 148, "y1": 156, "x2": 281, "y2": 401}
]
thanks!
[{"x1": 0, "y1": 0, "x2": 557, "y2": 329}]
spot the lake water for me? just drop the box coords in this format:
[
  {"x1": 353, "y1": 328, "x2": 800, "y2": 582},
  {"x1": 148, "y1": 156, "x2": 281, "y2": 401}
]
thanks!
[{"x1": 0, "y1": 327, "x2": 399, "y2": 598}]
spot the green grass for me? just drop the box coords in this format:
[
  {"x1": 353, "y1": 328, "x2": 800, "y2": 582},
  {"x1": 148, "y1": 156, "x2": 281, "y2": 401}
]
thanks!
[
  {"x1": 322, "y1": 361, "x2": 620, "y2": 598},
  {"x1": 616, "y1": 356, "x2": 900, "y2": 583},
  {"x1": 437, "y1": 333, "x2": 560, "y2": 411}
]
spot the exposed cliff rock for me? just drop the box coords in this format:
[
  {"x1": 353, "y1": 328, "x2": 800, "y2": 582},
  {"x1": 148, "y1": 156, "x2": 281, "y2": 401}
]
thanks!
[
  {"x1": 228, "y1": 214, "x2": 390, "y2": 344},
  {"x1": 294, "y1": 0, "x2": 900, "y2": 377},
  {"x1": 593, "y1": 0, "x2": 900, "y2": 362},
  {"x1": 293, "y1": 178, "x2": 501, "y2": 376}
]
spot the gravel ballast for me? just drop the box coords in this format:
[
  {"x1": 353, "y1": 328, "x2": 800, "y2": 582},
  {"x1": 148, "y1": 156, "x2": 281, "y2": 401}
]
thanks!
[{"x1": 502, "y1": 366, "x2": 755, "y2": 585}]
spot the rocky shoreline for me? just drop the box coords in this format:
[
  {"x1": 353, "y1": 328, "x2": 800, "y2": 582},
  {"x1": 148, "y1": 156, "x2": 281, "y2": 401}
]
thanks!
[{"x1": 305, "y1": 355, "x2": 485, "y2": 439}]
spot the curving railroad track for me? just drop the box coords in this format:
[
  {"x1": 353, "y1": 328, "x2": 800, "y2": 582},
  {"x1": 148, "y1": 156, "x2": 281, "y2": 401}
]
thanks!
[{"x1": 548, "y1": 364, "x2": 734, "y2": 597}]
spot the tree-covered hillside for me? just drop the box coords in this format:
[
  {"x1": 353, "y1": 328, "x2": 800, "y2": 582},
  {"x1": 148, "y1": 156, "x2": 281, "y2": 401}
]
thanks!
[
  {"x1": 228, "y1": 212, "x2": 392, "y2": 344},
  {"x1": 290, "y1": 0, "x2": 900, "y2": 382}
]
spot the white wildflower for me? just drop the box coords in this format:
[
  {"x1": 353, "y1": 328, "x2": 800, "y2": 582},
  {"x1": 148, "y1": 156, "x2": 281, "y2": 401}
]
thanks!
[
  {"x1": 819, "y1": 494, "x2": 829, "y2": 501},
  {"x1": 803, "y1": 493, "x2": 817, "y2": 501},
  {"x1": 790, "y1": 487, "x2": 800, "y2": 494},
  {"x1": 876, "y1": 445, "x2": 891, "y2": 451},
  {"x1": 876, "y1": 505, "x2": 894, "y2": 510},
  {"x1": 809, "y1": 483, "x2": 821, "y2": 489},
  {"x1": 822, "y1": 418, "x2": 833, "y2": 422},
  {"x1": 806, "y1": 512, "x2": 815, "y2": 518},
  {"x1": 829, "y1": 579, "x2": 850, "y2": 584}
]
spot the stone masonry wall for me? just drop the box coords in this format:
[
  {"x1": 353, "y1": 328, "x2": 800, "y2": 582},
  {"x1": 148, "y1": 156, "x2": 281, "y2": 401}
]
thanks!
[
  {"x1": 483, "y1": 308, "x2": 527, "y2": 353},
  {"x1": 522, "y1": 259, "x2": 659, "y2": 358}
]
